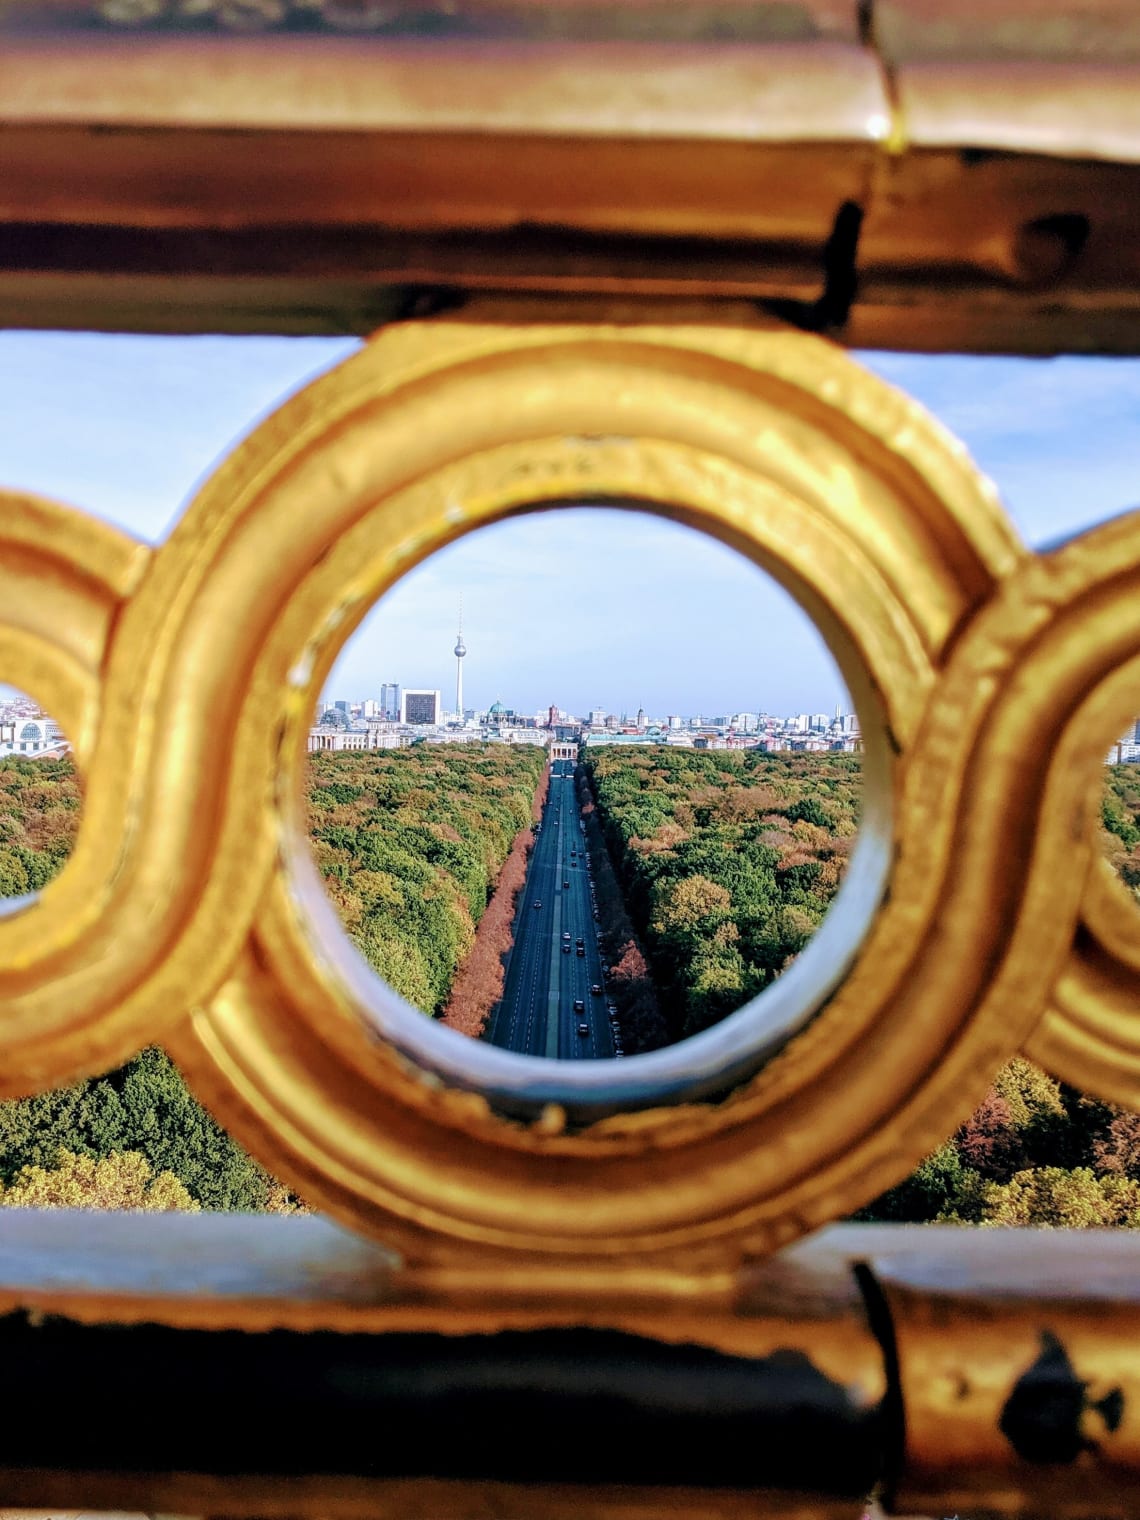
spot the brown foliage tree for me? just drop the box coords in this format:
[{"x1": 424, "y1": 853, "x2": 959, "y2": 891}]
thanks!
[
  {"x1": 442, "y1": 765, "x2": 551, "y2": 1039},
  {"x1": 955, "y1": 1091, "x2": 1027, "y2": 1183},
  {"x1": 1093, "y1": 1109, "x2": 1140, "y2": 1180}
]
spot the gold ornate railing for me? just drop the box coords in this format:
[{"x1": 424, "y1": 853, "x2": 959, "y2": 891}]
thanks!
[{"x1": 3, "y1": 3, "x2": 1140, "y2": 1515}]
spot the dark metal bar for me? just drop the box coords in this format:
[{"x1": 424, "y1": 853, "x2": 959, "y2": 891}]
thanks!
[
  {"x1": 0, "y1": 1217, "x2": 1138, "y2": 1514},
  {"x1": 0, "y1": 1314, "x2": 885, "y2": 1493}
]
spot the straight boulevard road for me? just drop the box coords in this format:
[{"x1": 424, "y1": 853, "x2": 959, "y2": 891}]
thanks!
[{"x1": 484, "y1": 760, "x2": 616, "y2": 1059}]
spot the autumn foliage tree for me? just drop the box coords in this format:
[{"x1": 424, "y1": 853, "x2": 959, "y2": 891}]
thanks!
[
  {"x1": 575, "y1": 767, "x2": 667, "y2": 1053},
  {"x1": 861, "y1": 1058, "x2": 1140, "y2": 1228},
  {"x1": 442, "y1": 763, "x2": 551, "y2": 1037},
  {"x1": 585, "y1": 748, "x2": 859, "y2": 1038},
  {"x1": 308, "y1": 744, "x2": 547, "y2": 1016},
  {"x1": 0, "y1": 1148, "x2": 199, "y2": 1212}
]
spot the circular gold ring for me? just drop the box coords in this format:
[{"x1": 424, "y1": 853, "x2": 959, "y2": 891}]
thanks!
[
  {"x1": 1017, "y1": 512, "x2": 1140, "y2": 1108},
  {"x1": 154, "y1": 316, "x2": 1029, "y2": 1264}
]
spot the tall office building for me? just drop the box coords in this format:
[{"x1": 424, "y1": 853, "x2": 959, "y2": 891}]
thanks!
[
  {"x1": 380, "y1": 682, "x2": 400, "y2": 719},
  {"x1": 454, "y1": 602, "x2": 467, "y2": 720},
  {"x1": 401, "y1": 689, "x2": 441, "y2": 725}
]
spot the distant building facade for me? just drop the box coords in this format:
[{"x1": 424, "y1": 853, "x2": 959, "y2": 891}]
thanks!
[
  {"x1": 0, "y1": 716, "x2": 67, "y2": 757},
  {"x1": 401, "y1": 689, "x2": 441, "y2": 725}
]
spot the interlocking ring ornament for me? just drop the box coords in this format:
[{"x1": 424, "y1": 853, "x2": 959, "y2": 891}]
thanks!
[
  {"x1": 1022, "y1": 514, "x2": 1140, "y2": 1108},
  {"x1": 0, "y1": 314, "x2": 1136, "y2": 1270}
]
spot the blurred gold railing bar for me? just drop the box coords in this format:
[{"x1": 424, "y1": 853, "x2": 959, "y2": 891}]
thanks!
[
  {"x1": 0, "y1": 0, "x2": 1137, "y2": 350},
  {"x1": 0, "y1": 1216, "x2": 1138, "y2": 1517}
]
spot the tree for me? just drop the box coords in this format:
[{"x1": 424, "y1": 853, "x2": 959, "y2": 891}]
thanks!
[
  {"x1": 0, "y1": 1148, "x2": 199, "y2": 1212},
  {"x1": 0, "y1": 848, "x2": 29, "y2": 896},
  {"x1": 1093, "y1": 1109, "x2": 1140, "y2": 1180},
  {"x1": 956, "y1": 1091, "x2": 1027, "y2": 1182},
  {"x1": 992, "y1": 1057, "x2": 1064, "y2": 1128},
  {"x1": 856, "y1": 1143, "x2": 981, "y2": 1223},
  {"x1": 0, "y1": 1047, "x2": 273, "y2": 1211},
  {"x1": 981, "y1": 1167, "x2": 1140, "y2": 1228},
  {"x1": 652, "y1": 874, "x2": 733, "y2": 936}
]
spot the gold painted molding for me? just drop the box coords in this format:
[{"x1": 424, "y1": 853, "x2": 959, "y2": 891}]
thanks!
[{"x1": 0, "y1": 314, "x2": 1136, "y2": 1270}]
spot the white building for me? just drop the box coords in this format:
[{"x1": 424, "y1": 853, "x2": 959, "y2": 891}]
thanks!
[{"x1": 0, "y1": 716, "x2": 68, "y2": 757}]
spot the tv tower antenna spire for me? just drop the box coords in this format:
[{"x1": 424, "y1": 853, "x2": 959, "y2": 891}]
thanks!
[{"x1": 453, "y1": 593, "x2": 467, "y2": 722}]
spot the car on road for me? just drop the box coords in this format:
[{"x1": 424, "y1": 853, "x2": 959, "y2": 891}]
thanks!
[
  {"x1": 563, "y1": 931, "x2": 571, "y2": 940},
  {"x1": 591, "y1": 984, "x2": 602, "y2": 995},
  {"x1": 563, "y1": 878, "x2": 569, "y2": 888},
  {"x1": 573, "y1": 999, "x2": 585, "y2": 1013},
  {"x1": 575, "y1": 937, "x2": 584, "y2": 947},
  {"x1": 534, "y1": 900, "x2": 542, "y2": 909},
  {"x1": 576, "y1": 946, "x2": 585, "y2": 956},
  {"x1": 562, "y1": 943, "x2": 571, "y2": 953},
  {"x1": 577, "y1": 1022, "x2": 589, "y2": 1037}
]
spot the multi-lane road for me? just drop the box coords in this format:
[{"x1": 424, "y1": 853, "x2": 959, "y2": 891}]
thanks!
[{"x1": 483, "y1": 761, "x2": 617, "y2": 1059}]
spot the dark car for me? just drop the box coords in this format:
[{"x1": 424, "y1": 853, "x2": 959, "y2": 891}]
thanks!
[
  {"x1": 562, "y1": 943, "x2": 571, "y2": 953},
  {"x1": 577, "y1": 1022, "x2": 589, "y2": 1037},
  {"x1": 534, "y1": 900, "x2": 542, "y2": 909},
  {"x1": 575, "y1": 938, "x2": 584, "y2": 948},
  {"x1": 563, "y1": 879, "x2": 569, "y2": 888},
  {"x1": 591, "y1": 984, "x2": 602, "y2": 996},
  {"x1": 576, "y1": 947, "x2": 585, "y2": 957},
  {"x1": 573, "y1": 999, "x2": 585, "y2": 1013}
]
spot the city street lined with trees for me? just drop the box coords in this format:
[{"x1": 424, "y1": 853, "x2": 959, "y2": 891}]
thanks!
[{"x1": 3, "y1": 741, "x2": 1140, "y2": 1223}]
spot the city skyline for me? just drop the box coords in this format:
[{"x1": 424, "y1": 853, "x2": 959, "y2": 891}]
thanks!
[{"x1": 323, "y1": 507, "x2": 850, "y2": 718}]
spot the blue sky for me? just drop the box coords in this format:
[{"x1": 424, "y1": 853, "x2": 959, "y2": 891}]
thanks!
[{"x1": 1, "y1": 332, "x2": 1137, "y2": 717}]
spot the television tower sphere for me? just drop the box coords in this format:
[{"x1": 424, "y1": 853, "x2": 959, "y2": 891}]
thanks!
[{"x1": 454, "y1": 634, "x2": 466, "y2": 658}]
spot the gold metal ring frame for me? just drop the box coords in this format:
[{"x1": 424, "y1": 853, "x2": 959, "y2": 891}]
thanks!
[{"x1": 1, "y1": 315, "x2": 1137, "y2": 1270}]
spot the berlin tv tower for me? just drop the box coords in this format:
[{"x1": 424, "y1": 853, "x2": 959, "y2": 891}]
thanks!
[{"x1": 454, "y1": 595, "x2": 467, "y2": 721}]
